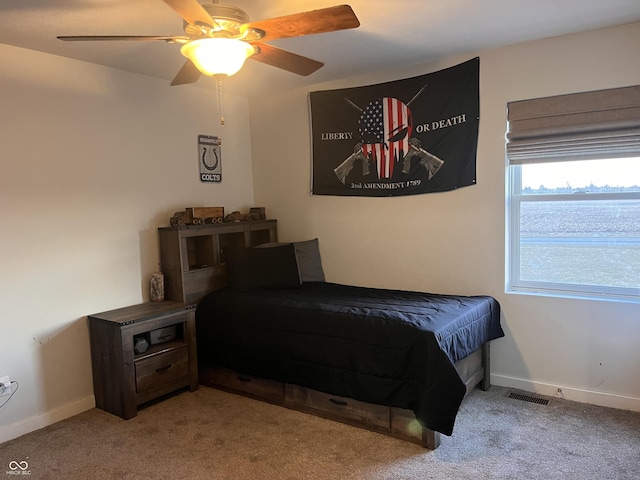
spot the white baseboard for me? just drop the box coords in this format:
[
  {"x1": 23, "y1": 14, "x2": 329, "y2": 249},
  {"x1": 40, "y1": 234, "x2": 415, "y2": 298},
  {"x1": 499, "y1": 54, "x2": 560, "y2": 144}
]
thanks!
[
  {"x1": 491, "y1": 374, "x2": 640, "y2": 412},
  {"x1": 0, "y1": 395, "x2": 95, "y2": 444}
]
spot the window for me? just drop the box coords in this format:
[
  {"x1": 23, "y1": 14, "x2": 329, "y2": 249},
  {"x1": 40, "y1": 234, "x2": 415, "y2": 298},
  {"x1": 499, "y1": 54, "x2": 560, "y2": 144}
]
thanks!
[{"x1": 506, "y1": 86, "x2": 640, "y2": 302}]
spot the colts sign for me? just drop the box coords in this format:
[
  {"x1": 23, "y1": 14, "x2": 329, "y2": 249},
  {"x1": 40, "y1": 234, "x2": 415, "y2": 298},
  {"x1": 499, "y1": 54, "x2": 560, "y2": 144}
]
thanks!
[{"x1": 198, "y1": 135, "x2": 222, "y2": 183}]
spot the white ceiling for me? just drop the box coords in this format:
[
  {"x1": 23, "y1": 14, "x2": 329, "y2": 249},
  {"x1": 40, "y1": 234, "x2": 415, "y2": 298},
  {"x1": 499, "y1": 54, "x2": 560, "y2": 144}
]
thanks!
[{"x1": 1, "y1": 0, "x2": 640, "y2": 97}]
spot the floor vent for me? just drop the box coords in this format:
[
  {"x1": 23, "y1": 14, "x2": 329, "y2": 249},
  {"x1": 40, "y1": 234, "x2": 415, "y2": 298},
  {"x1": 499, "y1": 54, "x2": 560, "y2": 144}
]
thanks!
[{"x1": 507, "y1": 392, "x2": 550, "y2": 406}]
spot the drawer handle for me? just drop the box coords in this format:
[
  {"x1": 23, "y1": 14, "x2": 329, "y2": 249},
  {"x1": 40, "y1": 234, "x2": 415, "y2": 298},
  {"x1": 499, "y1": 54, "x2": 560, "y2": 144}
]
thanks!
[
  {"x1": 237, "y1": 376, "x2": 252, "y2": 383},
  {"x1": 155, "y1": 365, "x2": 172, "y2": 373},
  {"x1": 329, "y1": 398, "x2": 348, "y2": 407}
]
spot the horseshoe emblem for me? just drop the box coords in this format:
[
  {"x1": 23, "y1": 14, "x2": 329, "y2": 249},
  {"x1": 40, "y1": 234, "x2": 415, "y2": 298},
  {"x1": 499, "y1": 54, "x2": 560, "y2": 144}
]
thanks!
[{"x1": 201, "y1": 146, "x2": 219, "y2": 171}]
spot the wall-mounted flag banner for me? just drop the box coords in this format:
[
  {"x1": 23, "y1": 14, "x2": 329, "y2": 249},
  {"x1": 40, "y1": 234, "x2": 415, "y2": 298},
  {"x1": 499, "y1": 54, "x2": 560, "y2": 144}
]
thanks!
[
  {"x1": 309, "y1": 58, "x2": 479, "y2": 197},
  {"x1": 198, "y1": 135, "x2": 222, "y2": 183}
]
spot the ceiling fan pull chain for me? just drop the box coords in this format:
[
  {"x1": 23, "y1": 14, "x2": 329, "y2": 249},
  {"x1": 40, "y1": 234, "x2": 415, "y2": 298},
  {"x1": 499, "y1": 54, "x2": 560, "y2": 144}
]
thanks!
[{"x1": 216, "y1": 76, "x2": 225, "y2": 126}]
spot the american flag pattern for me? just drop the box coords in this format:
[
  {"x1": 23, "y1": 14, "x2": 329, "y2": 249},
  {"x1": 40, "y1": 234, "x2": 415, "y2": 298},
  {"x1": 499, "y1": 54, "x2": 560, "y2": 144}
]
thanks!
[{"x1": 359, "y1": 97, "x2": 412, "y2": 179}]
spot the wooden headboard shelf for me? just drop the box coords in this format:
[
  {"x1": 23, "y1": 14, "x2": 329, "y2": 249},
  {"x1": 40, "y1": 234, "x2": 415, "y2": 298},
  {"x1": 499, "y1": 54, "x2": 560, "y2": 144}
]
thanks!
[{"x1": 158, "y1": 219, "x2": 277, "y2": 306}]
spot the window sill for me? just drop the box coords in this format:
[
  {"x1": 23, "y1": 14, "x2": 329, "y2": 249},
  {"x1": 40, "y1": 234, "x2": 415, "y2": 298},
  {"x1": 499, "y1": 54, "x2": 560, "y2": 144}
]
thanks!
[{"x1": 506, "y1": 287, "x2": 640, "y2": 305}]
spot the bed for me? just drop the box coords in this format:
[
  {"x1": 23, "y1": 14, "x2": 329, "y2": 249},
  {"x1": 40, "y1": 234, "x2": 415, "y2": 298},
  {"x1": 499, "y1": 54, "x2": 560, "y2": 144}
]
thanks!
[{"x1": 193, "y1": 238, "x2": 504, "y2": 449}]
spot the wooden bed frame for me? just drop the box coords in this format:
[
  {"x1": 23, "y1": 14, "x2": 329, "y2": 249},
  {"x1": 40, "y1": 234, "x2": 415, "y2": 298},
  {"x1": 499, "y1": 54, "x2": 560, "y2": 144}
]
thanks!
[
  {"x1": 158, "y1": 219, "x2": 492, "y2": 449},
  {"x1": 198, "y1": 343, "x2": 490, "y2": 449}
]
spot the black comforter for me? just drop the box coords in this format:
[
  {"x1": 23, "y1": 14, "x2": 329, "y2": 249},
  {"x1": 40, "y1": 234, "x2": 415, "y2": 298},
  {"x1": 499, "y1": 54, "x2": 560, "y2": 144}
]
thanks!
[{"x1": 196, "y1": 282, "x2": 503, "y2": 435}]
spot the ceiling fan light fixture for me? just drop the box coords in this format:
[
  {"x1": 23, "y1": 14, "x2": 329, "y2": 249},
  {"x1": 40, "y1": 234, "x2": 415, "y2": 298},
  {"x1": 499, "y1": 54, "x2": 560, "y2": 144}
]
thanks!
[{"x1": 180, "y1": 37, "x2": 255, "y2": 77}]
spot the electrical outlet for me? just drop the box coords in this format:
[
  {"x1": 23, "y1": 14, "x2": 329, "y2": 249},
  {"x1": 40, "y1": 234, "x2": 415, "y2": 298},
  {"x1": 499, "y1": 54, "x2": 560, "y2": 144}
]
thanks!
[{"x1": 0, "y1": 375, "x2": 11, "y2": 396}]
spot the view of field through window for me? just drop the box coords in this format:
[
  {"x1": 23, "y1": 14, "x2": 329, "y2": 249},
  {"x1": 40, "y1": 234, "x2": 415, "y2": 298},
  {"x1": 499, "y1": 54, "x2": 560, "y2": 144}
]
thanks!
[{"x1": 517, "y1": 158, "x2": 640, "y2": 292}]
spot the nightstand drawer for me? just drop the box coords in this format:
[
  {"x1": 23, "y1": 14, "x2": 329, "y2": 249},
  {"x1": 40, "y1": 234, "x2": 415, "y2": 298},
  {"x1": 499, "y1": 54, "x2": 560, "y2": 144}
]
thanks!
[{"x1": 135, "y1": 346, "x2": 189, "y2": 393}]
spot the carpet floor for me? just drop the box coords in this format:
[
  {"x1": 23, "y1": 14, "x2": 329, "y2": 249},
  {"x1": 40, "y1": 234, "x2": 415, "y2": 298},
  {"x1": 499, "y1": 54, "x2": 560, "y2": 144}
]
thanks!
[{"x1": 1, "y1": 385, "x2": 639, "y2": 479}]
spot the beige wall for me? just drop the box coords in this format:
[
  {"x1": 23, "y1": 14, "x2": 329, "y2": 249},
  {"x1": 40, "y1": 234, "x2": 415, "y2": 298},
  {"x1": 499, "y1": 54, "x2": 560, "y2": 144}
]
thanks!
[
  {"x1": 0, "y1": 45, "x2": 255, "y2": 442},
  {"x1": 249, "y1": 23, "x2": 640, "y2": 409},
  {"x1": 1, "y1": 21, "x2": 639, "y2": 445}
]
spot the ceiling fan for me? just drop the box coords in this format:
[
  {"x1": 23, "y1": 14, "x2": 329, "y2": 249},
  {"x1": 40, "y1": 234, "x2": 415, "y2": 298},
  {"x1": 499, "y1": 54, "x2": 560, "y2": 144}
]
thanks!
[{"x1": 57, "y1": 0, "x2": 361, "y2": 86}]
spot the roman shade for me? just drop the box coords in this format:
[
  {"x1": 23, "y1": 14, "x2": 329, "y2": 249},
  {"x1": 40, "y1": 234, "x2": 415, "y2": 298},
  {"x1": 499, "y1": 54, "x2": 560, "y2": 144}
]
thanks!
[{"x1": 506, "y1": 85, "x2": 640, "y2": 164}]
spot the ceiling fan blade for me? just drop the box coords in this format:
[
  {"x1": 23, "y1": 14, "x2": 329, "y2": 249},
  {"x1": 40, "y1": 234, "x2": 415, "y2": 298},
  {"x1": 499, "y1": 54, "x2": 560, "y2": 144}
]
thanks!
[
  {"x1": 57, "y1": 35, "x2": 188, "y2": 43},
  {"x1": 170, "y1": 59, "x2": 202, "y2": 86},
  {"x1": 244, "y1": 4, "x2": 360, "y2": 41},
  {"x1": 250, "y1": 43, "x2": 324, "y2": 76},
  {"x1": 162, "y1": 0, "x2": 214, "y2": 27}
]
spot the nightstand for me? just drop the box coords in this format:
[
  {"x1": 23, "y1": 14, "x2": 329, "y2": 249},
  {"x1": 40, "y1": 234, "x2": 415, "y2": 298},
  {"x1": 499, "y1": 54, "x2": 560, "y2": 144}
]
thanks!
[{"x1": 88, "y1": 301, "x2": 198, "y2": 419}]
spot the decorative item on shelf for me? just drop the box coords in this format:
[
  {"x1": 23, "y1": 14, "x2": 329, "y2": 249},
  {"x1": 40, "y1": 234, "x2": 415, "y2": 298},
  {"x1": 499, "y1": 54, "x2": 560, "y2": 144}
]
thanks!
[
  {"x1": 224, "y1": 211, "x2": 249, "y2": 222},
  {"x1": 223, "y1": 208, "x2": 267, "y2": 222},
  {"x1": 249, "y1": 207, "x2": 267, "y2": 221},
  {"x1": 150, "y1": 272, "x2": 165, "y2": 302},
  {"x1": 134, "y1": 335, "x2": 149, "y2": 355},
  {"x1": 149, "y1": 326, "x2": 177, "y2": 345},
  {"x1": 169, "y1": 207, "x2": 225, "y2": 227}
]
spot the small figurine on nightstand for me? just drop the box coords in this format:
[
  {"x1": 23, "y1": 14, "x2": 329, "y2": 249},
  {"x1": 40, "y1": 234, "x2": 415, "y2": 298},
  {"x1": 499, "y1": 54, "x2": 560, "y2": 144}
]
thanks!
[
  {"x1": 150, "y1": 272, "x2": 164, "y2": 302},
  {"x1": 134, "y1": 335, "x2": 149, "y2": 354}
]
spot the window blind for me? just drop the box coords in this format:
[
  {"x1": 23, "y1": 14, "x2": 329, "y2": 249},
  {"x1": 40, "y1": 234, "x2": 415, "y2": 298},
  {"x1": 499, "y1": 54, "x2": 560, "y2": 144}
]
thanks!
[{"x1": 506, "y1": 85, "x2": 640, "y2": 164}]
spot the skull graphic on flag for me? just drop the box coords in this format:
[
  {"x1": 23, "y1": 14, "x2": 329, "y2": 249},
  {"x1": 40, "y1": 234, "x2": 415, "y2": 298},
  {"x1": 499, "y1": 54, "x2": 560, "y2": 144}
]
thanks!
[{"x1": 358, "y1": 97, "x2": 412, "y2": 179}]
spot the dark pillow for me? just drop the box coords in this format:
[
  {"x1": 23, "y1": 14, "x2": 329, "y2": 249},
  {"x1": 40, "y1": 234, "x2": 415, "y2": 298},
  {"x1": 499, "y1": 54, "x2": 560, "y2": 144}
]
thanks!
[
  {"x1": 226, "y1": 243, "x2": 301, "y2": 291},
  {"x1": 290, "y1": 238, "x2": 325, "y2": 282},
  {"x1": 257, "y1": 238, "x2": 325, "y2": 283}
]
